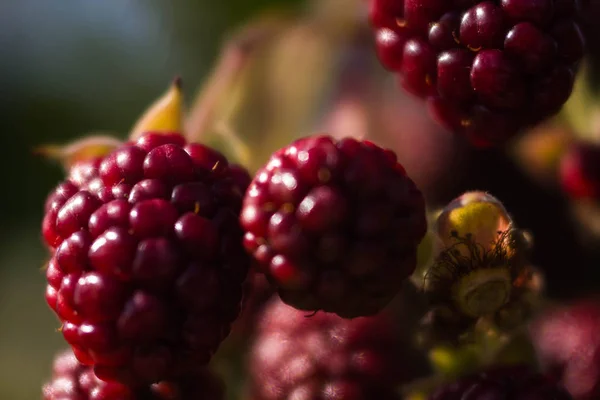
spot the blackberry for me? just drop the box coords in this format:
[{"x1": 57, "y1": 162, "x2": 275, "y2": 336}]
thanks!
[
  {"x1": 370, "y1": 0, "x2": 584, "y2": 146},
  {"x1": 42, "y1": 131, "x2": 251, "y2": 385},
  {"x1": 247, "y1": 297, "x2": 405, "y2": 400},
  {"x1": 429, "y1": 365, "x2": 572, "y2": 399},
  {"x1": 42, "y1": 348, "x2": 225, "y2": 400},
  {"x1": 531, "y1": 299, "x2": 600, "y2": 400},
  {"x1": 240, "y1": 135, "x2": 427, "y2": 318},
  {"x1": 559, "y1": 142, "x2": 600, "y2": 200}
]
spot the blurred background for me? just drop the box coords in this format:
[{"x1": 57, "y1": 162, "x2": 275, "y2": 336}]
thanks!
[{"x1": 4, "y1": 0, "x2": 600, "y2": 399}]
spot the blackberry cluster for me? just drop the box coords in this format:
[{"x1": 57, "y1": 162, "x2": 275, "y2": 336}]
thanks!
[
  {"x1": 430, "y1": 365, "x2": 572, "y2": 399},
  {"x1": 370, "y1": 0, "x2": 585, "y2": 146},
  {"x1": 247, "y1": 297, "x2": 404, "y2": 400},
  {"x1": 240, "y1": 135, "x2": 427, "y2": 318},
  {"x1": 43, "y1": 349, "x2": 224, "y2": 400},
  {"x1": 42, "y1": 132, "x2": 251, "y2": 385}
]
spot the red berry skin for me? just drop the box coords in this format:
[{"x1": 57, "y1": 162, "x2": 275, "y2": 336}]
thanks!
[
  {"x1": 42, "y1": 348, "x2": 225, "y2": 400},
  {"x1": 429, "y1": 365, "x2": 572, "y2": 400},
  {"x1": 41, "y1": 132, "x2": 250, "y2": 386},
  {"x1": 530, "y1": 299, "x2": 600, "y2": 400},
  {"x1": 241, "y1": 135, "x2": 426, "y2": 318},
  {"x1": 247, "y1": 298, "x2": 406, "y2": 400},
  {"x1": 559, "y1": 143, "x2": 600, "y2": 200},
  {"x1": 369, "y1": 0, "x2": 584, "y2": 146}
]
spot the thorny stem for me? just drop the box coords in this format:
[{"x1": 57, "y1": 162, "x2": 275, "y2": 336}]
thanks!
[{"x1": 184, "y1": 20, "x2": 283, "y2": 145}]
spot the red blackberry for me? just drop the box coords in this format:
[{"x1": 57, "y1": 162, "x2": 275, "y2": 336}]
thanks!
[
  {"x1": 43, "y1": 348, "x2": 225, "y2": 400},
  {"x1": 530, "y1": 299, "x2": 600, "y2": 400},
  {"x1": 247, "y1": 297, "x2": 406, "y2": 400},
  {"x1": 240, "y1": 135, "x2": 427, "y2": 318},
  {"x1": 429, "y1": 365, "x2": 572, "y2": 399},
  {"x1": 559, "y1": 142, "x2": 600, "y2": 200},
  {"x1": 370, "y1": 0, "x2": 584, "y2": 146},
  {"x1": 42, "y1": 131, "x2": 251, "y2": 385}
]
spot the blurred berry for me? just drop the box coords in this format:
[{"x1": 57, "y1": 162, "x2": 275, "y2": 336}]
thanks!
[
  {"x1": 531, "y1": 299, "x2": 600, "y2": 400},
  {"x1": 559, "y1": 142, "x2": 600, "y2": 200},
  {"x1": 247, "y1": 297, "x2": 409, "y2": 400},
  {"x1": 241, "y1": 135, "x2": 427, "y2": 318}
]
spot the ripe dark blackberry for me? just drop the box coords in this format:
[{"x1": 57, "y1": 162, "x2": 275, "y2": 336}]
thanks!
[
  {"x1": 240, "y1": 135, "x2": 427, "y2": 318},
  {"x1": 429, "y1": 365, "x2": 572, "y2": 400},
  {"x1": 370, "y1": 0, "x2": 584, "y2": 147},
  {"x1": 247, "y1": 297, "x2": 405, "y2": 400},
  {"x1": 530, "y1": 299, "x2": 600, "y2": 400},
  {"x1": 42, "y1": 131, "x2": 251, "y2": 385},
  {"x1": 43, "y1": 348, "x2": 225, "y2": 400},
  {"x1": 559, "y1": 142, "x2": 600, "y2": 200}
]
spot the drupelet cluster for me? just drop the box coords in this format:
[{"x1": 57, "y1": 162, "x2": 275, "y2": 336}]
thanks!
[
  {"x1": 370, "y1": 0, "x2": 585, "y2": 146},
  {"x1": 42, "y1": 132, "x2": 251, "y2": 385}
]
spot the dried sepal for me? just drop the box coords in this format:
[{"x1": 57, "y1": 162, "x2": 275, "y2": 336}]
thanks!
[
  {"x1": 129, "y1": 78, "x2": 184, "y2": 141},
  {"x1": 35, "y1": 134, "x2": 122, "y2": 171}
]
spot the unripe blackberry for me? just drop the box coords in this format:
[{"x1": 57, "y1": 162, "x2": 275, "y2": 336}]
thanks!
[
  {"x1": 530, "y1": 299, "x2": 600, "y2": 400},
  {"x1": 425, "y1": 192, "x2": 532, "y2": 318},
  {"x1": 240, "y1": 135, "x2": 427, "y2": 318},
  {"x1": 247, "y1": 297, "x2": 405, "y2": 400},
  {"x1": 369, "y1": 0, "x2": 584, "y2": 146},
  {"x1": 42, "y1": 131, "x2": 250, "y2": 385},
  {"x1": 429, "y1": 365, "x2": 572, "y2": 399},
  {"x1": 43, "y1": 348, "x2": 225, "y2": 400},
  {"x1": 559, "y1": 142, "x2": 600, "y2": 200},
  {"x1": 420, "y1": 192, "x2": 540, "y2": 345}
]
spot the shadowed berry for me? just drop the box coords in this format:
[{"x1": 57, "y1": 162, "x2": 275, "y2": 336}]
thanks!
[
  {"x1": 370, "y1": 0, "x2": 584, "y2": 146},
  {"x1": 559, "y1": 143, "x2": 600, "y2": 200},
  {"x1": 241, "y1": 135, "x2": 426, "y2": 318},
  {"x1": 42, "y1": 348, "x2": 225, "y2": 400},
  {"x1": 247, "y1": 298, "x2": 407, "y2": 400},
  {"x1": 579, "y1": 0, "x2": 600, "y2": 77},
  {"x1": 531, "y1": 299, "x2": 600, "y2": 399},
  {"x1": 429, "y1": 365, "x2": 572, "y2": 399},
  {"x1": 41, "y1": 132, "x2": 250, "y2": 385}
]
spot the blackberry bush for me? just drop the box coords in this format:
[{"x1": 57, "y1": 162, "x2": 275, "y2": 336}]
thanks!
[
  {"x1": 31, "y1": 1, "x2": 600, "y2": 399},
  {"x1": 41, "y1": 81, "x2": 251, "y2": 385},
  {"x1": 240, "y1": 135, "x2": 427, "y2": 318},
  {"x1": 43, "y1": 349, "x2": 225, "y2": 400},
  {"x1": 369, "y1": 0, "x2": 585, "y2": 146}
]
